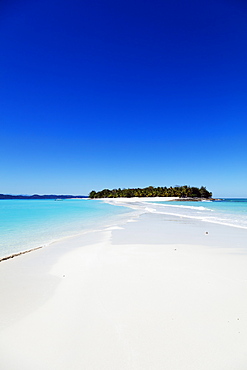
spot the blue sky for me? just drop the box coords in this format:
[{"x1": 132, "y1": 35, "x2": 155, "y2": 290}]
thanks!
[{"x1": 1, "y1": 0, "x2": 247, "y2": 197}]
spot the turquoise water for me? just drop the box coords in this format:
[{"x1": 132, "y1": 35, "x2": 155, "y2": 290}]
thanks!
[
  {"x1": 0, "y1": 199, "x2": 130, "y2": 259},
  {"x1": 1, "y1": 198, "x2": 247, "y2": 260},
  {"x1": 149, "y1": 198, "x2": 247, "y2": 229}
]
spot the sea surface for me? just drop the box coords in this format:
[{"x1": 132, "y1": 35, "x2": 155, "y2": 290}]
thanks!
[
  {"x1": 0, "y1": 199, "x2": 131, "y2": 259},
  {"x1": 149, "y1": 198, "x2": 247, "y2": 229},
  {"x1": 1, "y1": 198, "x2": 247, "y2": 260}
]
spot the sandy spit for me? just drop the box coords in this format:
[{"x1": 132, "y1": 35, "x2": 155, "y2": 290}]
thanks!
[{"x1": 0, "y1": 205, "x2": 247, "y2": 370}]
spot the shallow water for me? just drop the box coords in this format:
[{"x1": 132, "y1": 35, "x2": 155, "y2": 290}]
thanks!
[
  {"x1": 1, "y1": 197, "x2": 247, "y2": 259},
  {"x1": 149, "y1": 199, "x2": 247, "y2": 229},
  {"x1": 0, "y1": 199, "x2": 131, "y2": 258}
]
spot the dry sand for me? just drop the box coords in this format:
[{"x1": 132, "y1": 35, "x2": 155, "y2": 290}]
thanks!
[{"x1": 0, "y1": 201, "x2": 247, "y2": 369}]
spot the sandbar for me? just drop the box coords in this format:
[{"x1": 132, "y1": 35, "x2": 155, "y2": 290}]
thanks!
[{"x1": 0, "y1": 200, "x2": 247, "y2": 369}]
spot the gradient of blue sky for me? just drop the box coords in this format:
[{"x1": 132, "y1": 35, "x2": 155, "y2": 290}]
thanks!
[{"x1": 1, "y1": 0, "x2": 247, "y2": 197}]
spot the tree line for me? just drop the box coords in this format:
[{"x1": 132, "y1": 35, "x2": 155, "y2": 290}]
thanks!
[{"x1": 89, "y1": 186, "x2": 212, "y2": 199}]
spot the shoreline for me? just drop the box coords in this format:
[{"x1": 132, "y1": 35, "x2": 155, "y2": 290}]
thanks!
[
  {"x1": 0, "y1": 246, "x2": 43, "y2": 263},
  {"x1": 103, "y1": 197, "x2": 247, "y2": 230},
  {"x1": 0, "y1": 202, "x2": 136, "y2": 262},
  {"x1": 1, "y1": 196, "x2": 246, "y2": 263},
  {"x1": 0, "y1": 198, "x2": 179, "y2": 263},
  {"x1": 1, "y1": 208, "x2": 247, "y2": 369}
]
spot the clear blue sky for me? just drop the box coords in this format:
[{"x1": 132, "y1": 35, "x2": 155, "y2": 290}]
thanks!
[{"x1": 1, "y1": 0, "x2": 247, "y2": 197}]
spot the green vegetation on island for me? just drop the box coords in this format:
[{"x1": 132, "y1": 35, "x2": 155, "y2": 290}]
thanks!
[{"x1": 89, "y1": 186, "x2": 212, "y2": 199}]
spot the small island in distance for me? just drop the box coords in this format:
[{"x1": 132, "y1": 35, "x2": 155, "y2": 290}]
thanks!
[{"x1": 89, "y1": 185, "x2": 212, "y2": 199}]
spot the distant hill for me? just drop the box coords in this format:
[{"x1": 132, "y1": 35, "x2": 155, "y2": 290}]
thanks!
[{"x1": 0, "y1": 194, "x2": 88, "y2": 200}]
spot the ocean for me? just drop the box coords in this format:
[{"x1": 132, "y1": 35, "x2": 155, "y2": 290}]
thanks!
[
  {"x1": 149, "y1": 198, "x2": 247, "y2": 229},
  {"x1": 0, "y1": 199, "x2": 130, "y2": 259},
  {"x1": 1, "y1": 198, "x2": 247, "y2": 260}
]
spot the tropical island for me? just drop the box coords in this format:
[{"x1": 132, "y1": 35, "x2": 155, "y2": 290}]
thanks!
[{"x1": 89, "y1": 185, "x2": 212, "y2": 199}]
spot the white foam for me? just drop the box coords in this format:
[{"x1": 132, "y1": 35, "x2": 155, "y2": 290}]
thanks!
[
  {"x1": 153, "y1": 203, "x2": 210, "y2": 211},
  {"x1": 114, "y1": 199, "x2": 247, "y2": 230}
]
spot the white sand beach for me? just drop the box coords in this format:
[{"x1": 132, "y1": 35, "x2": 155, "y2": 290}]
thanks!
[{"x1": 1, "y1": 199, "x2": 247, "y2": 369}]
